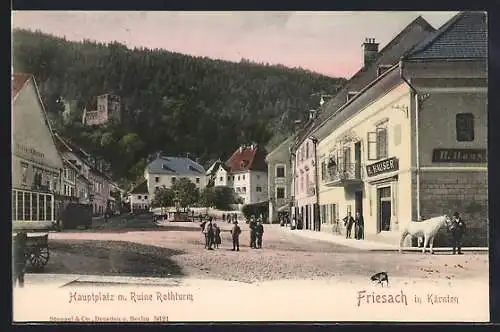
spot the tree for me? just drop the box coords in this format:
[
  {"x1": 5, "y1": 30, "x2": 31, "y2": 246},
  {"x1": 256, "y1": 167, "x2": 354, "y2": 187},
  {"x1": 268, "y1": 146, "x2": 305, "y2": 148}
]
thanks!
[
  {"x1": 152, "y1": 187, "x2": 174, "y2": 211},
  {"x1": 171, "y1": 178, "x2": 199, "y2": 210},
  {"x1": 213, "y1": 186, "x2": 237, "y2": 210},
  {"x1": 199, "y1": 187, "x2": 216, "y2": 208}
]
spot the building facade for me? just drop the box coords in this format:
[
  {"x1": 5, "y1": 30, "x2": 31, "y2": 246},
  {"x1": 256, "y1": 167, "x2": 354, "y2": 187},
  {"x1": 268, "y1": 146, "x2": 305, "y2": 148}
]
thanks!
[
  {"x1": 213, "y1": 144, "x2": 268, "y2": 205},
  {"x1": 144, "y1": 154, "x2": 207, "y2": 200},
  {"x1": 54, "y1": 133, "x2": 114, "y2": 216},
  {"x1": 265, "y1": 136, "x2": 295, "y2": 223},
  {"x1": 292, "y1": 123, "x2": 320, "y2": 231},
  {"x1": 12, "y1": 73, "x2": 65, "y2": 228},
  {"x1": 128, "y1": 180, "x2": 150, "y2": 212},
  {"x1": 311, "y1": 12, "x2": 487, "y2": 247},
  {"x1": 291, "y1": 16, "x2": 436, "y2": 232}
]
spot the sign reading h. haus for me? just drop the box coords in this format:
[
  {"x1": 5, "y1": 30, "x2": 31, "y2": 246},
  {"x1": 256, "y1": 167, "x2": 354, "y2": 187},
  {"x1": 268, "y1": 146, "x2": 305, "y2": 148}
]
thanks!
[
  {"x1": 432, "y1": 149, "x2": 487, "y2": 163},
  {"x1": 366, "y1": 157, "x2": 399, "y2": 177}
]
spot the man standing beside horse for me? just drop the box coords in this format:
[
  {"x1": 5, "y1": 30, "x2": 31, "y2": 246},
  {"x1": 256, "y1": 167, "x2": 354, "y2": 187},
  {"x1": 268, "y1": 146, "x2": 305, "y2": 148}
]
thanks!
[{"x1": 449, "y1": 212, "x2": 466, "y2": 255}]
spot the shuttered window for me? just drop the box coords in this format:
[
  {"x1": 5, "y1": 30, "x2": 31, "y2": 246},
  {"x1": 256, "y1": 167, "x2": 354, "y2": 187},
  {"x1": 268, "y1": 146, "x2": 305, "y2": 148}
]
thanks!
[
  {"x1": 456, "y1": 113, "x2": 474, "y2": 142},
  {"x1": 367, "y1": 132, "x2": 377, "y2": 160},
  {"x1": 376, "y1": 127, "x2": 388, "y2": 159}
]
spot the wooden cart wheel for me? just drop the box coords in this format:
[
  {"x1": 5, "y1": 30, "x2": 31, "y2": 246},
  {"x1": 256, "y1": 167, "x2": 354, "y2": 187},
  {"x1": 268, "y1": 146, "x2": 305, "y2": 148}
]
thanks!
[{"x1": 28, "y1": 246, "x2": 50, "y2": 271}]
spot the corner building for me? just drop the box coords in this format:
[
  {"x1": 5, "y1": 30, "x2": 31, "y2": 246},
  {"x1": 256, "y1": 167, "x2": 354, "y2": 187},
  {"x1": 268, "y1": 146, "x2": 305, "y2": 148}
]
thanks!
[{"x1": 312, "y1": 12, "x2": 487, "y2": 247}]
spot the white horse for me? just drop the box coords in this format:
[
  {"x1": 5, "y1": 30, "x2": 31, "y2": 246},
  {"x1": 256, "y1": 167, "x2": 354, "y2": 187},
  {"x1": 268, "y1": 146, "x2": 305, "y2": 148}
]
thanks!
[{"x1": 399, "y1": 215, "x2": 452, "y2": 254}]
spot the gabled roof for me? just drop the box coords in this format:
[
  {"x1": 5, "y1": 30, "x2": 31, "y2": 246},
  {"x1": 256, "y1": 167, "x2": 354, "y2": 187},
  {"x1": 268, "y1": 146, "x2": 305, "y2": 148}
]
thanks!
[
  {"x1": 405, "y1": 11, "x2": 487, "y2": 60},
  {"x1": 130, "y1": 180, "x2": 148, "y2": 194},
  {"x1": 12, "y1": 73, "x2": 31, "y2": 100},
  {"x1": 147, "y1": 155, "x2": 206, "y2": 176},
  {"x1": 206, "y1": 159, "x2": 223, "y2": 175},
  {"x1": 53, "y1": 132, "x2": 113, "y2": 182},
  {"x1": 225, "y1": 145, "x2": 267, "y2": 173},
  {"x1": 293, "y1": 15, "x2": 436, "y2": 149}
]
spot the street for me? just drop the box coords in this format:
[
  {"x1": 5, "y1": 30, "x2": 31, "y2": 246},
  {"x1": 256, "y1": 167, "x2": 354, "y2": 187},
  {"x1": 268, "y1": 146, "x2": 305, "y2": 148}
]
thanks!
[{"x1": 42, "y1": 219, "x2": 488, "y2": 284}]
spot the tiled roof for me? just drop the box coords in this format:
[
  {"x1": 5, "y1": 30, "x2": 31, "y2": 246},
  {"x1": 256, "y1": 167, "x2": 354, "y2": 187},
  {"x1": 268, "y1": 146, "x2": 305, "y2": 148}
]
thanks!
[
  {"x1": 294, "y1": 15, "x2": 436, "y2": 148},
  {"x1": 225, "y1": 145, "x2": 267, "y2": 173},
  {"x1": 12, "y1": 73, "x2": 31, "y2": 100},
  {"x1": 406, "y1": 12, "x2": 487, "y2": 60},
  {"x1": 130, "y1": 180, "x2": 148, "y2": 194},
  {"x1": 147, "y1": 156, "x2": 206, "y2": 176}
]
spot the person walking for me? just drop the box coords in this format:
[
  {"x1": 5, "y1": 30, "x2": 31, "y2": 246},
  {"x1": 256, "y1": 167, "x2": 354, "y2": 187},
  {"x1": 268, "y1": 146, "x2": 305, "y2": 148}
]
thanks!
[
  {"x1": 249, "y1": 217, "x2": 257, "y2": 248},
  {"x1": 449, "y1": 212, "x2": 466, "y2": 255},
  {"x1": 343, "y1": 211, "x2": 355, "y2": 239},
  {"x1": 12, "y1": 232, "x2": 27, "y2": 288},
  {"x1": 203, "y1": 218, "x2": 214, "y2": 250},
  {"x1": 256, "y1": 221, "x2": 264, "y2": 249},
  {"x1": 355, "y1": 211, "x2": 364, "y2": 240},
  {"x1": 213, "y1": 223, "x2": 222, "y2": 249},
  {"x1": 222, "y1": 213, "x2": 226, "y2": 223},
  {"x1": 231, "y1": 221, "x2": 241, "y2": 251}
]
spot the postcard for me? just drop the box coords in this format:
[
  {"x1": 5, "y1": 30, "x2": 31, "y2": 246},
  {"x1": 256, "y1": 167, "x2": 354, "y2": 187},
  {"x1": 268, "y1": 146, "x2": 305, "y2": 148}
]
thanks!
[{"x1": 11, "y1": 10, "x2": 489, "y2": 323}]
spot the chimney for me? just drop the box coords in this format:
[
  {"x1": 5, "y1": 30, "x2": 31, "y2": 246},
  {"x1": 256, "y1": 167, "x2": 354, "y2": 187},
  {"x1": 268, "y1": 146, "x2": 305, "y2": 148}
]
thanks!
[{"x1": 362, "y1": 37, "x2": 379, "y2": 67}]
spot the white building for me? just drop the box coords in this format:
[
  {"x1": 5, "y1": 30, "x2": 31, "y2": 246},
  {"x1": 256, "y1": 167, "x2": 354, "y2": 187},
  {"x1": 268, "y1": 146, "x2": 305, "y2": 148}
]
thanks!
[
  {"x1": 144, "y1": 154, "x2": 207, "y2": 200},
  {"x1": 128, "y1": 180, "x2": 150, "y2": 212},
  {"x1": 213, "y1": 144, "x2": 268, "y2": 205}
]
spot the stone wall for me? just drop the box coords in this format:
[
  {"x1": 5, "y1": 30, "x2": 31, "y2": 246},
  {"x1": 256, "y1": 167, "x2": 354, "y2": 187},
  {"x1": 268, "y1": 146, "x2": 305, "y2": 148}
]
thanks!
[{"x1": 419, "y1": 170, "x2": 488, "y2": 247}]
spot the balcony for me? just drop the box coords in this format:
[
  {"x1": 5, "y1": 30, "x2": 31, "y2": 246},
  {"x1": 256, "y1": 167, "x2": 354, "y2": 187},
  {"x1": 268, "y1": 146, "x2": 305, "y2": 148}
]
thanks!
[{"x1": 323, "y1": 163, "x2": 363, "y2": 187}]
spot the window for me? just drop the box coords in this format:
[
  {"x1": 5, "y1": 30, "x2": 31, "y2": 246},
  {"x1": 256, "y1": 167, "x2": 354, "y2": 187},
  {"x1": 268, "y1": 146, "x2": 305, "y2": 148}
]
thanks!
[
  {"x1": 377, "y1": 127, "x2": 388, "y2": 159},
  {"x1": 256, "y1": 186, "x2": 262, "y2": 192},
  {"x1": 144, "y1": 196, "x2": 148, "y2": 200},
  {"x1": 242, "y1": 187, "x2": 246, "y2": 193},
  {"x1": 232, "y1": 176, "x2": 235, "y2": 180},
  {"x1": 238, "y1": 176, "x2": 240, "y2": 180},
  {"x1": 343, "y1": 147, "x2": 351, "y2": 170},
  {"x1": 456, "y1": 113, "x2": 474, "y2": 141},
  {"x1": 227, "y1": 176, "x2": 231, "y2": 181},
  {"x1": 367, "y1": 132, "x2": 378, "y2": 160},
  {"x1": 276, "y1": 166, "x2": 285, "y2": 178},
  {"x1": 243, "y1": 175, "x2": 246, "y2": 180},
  {"x1": 276, "y1": 187, "x2": 285, "y2": 199},
  {"x1": 219, "y1": 176, "x2": 223, "y2": 182},
  {"x1": 196, "y1": 177, "x2": 200, "y2": 184},
  {"x1": 367, "y1": 127, "x2": 388, "y2": 160},
  {"x1": 138, "y1": 195, "x2": 142, "y2": 200},
  {"x1": 21, "y1": 162, "x2": 28, "y2": 184},
  {"x1": 155, "y1": 176, "x2": 159, "y2": 183},
  {"x1": 306, "y1": 142, "x2": 309, "y2": 159}
]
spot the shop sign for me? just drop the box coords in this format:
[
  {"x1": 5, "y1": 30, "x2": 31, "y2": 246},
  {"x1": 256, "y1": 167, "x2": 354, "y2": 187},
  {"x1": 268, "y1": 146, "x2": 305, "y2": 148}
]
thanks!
[
  {"x1": 366, "y1": 157, "x2": 399, "y2": 177},
  {"x1": 432, "y1": 149, "x2": 487, "y2": 163}
]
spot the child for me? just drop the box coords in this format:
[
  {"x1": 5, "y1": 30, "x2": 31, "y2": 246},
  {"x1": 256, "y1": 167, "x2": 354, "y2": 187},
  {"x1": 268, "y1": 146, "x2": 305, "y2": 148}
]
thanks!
[{"x1": 231, "y1": 221, "x2": 241, "y2": 251}]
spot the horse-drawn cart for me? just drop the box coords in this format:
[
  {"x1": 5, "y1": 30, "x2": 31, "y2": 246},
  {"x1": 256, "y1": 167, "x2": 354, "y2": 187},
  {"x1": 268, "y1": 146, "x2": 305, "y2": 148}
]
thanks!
[{"x1": 12, "y1": 188, "x2": 56, "y2": 272}]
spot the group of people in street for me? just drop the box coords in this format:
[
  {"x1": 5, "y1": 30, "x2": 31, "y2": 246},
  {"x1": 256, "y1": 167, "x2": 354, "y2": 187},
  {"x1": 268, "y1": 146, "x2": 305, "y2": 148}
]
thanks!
[
  {"x1": 222, "y1": 213, "x2": 239, "y2": 224},
  {"x1": 342, "y1": 211, "x2": 364, "y2": 240},
  {"x1": 248, "y1": 217, "x2": 264, "y2": 249},
  {"x1": 200, "y1": 217, "x2": 222, "y2": 250},
  {"x1": 199, "y1": 215, "x2": 265, "y2": 251}
]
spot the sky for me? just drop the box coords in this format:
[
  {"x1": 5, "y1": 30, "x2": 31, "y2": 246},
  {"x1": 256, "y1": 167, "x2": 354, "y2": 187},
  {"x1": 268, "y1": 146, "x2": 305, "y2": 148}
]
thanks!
[{"x1": 12, "y1": 11, "x2": 459, "y2": 78}]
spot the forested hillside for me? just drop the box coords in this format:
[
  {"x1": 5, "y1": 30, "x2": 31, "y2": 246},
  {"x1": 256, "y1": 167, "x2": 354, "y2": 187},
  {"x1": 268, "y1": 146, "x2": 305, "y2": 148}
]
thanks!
[{"x1": 12, "y1": 29, "x2": 346, "y2": 184}]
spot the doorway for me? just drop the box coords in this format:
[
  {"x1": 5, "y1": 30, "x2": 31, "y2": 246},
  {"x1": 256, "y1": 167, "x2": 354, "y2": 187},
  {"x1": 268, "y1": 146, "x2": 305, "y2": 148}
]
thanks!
[
  {"x1": 305, "y1": 205, "x2": 310, "y2": 230},
  {"x1": 355, "y1": 191, "x2": 363, "y2": 217},
  {"x1": 377, "y1": 186, "x2": 392, "y2": 232}
]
